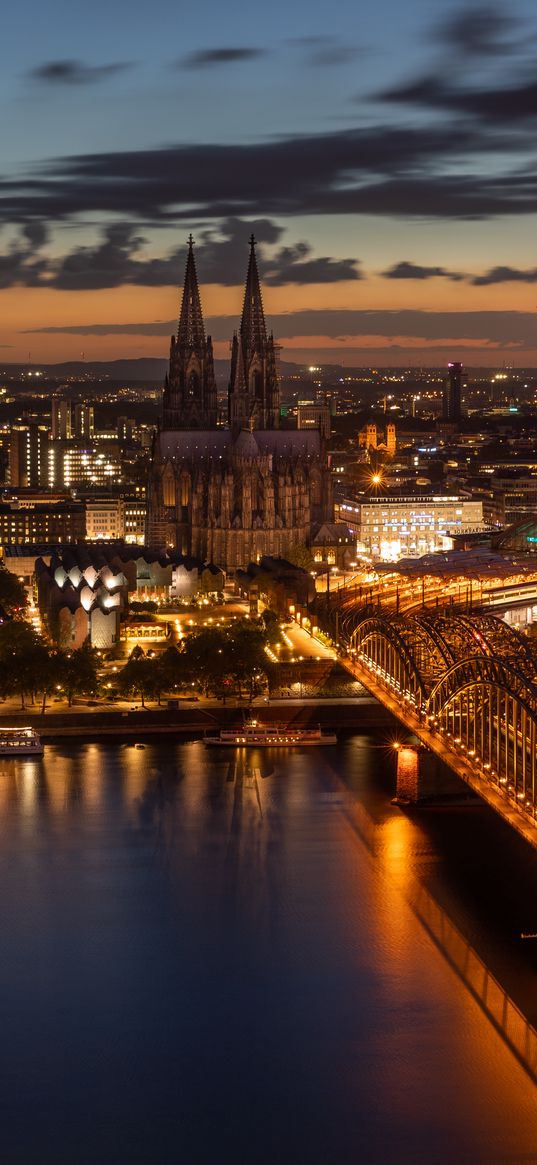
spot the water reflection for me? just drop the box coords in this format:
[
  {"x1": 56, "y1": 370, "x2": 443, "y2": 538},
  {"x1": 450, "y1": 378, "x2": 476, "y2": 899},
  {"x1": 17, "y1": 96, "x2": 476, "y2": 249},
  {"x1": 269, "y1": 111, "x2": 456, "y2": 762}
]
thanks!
[{"x1": 0, "y1": 740, "x2": 535, "y2": 1163}]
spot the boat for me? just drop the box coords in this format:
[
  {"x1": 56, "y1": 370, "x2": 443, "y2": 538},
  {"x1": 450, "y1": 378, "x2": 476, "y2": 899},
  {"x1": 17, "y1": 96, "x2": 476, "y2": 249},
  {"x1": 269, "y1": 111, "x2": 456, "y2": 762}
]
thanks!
[
  {"x1": 0, "y1": 727, "x2": 43, "y2": 756},
  {"x1": 204, "y1": 720, "x2": 337, "y2": 747}
]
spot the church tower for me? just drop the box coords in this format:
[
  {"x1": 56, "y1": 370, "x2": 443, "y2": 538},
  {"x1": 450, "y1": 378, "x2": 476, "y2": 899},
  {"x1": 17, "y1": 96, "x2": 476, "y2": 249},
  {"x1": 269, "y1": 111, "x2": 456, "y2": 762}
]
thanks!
[
  {"x1": 162, "y1": 236, "x2": 217, "y2": 429},
  {"x1": 228, "y1": 236, "x2": 280, "y2": 431}
]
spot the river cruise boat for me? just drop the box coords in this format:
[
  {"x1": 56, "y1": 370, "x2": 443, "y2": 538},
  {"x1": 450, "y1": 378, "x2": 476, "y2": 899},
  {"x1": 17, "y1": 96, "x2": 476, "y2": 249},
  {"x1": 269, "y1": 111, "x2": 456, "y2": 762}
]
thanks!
[
  {"x1": 204, "y1": 720, "x2": 337, "y2": 747},
  {"x1": 0, "y1": 727, "x2": 43, "y2": 756}
]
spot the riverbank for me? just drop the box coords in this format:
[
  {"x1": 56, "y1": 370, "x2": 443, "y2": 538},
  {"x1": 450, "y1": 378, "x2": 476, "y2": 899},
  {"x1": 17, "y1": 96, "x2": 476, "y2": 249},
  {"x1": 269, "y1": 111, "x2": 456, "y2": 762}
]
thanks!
[{"x1": 0, "y1": 698, "x2": 397, "y2": 739}]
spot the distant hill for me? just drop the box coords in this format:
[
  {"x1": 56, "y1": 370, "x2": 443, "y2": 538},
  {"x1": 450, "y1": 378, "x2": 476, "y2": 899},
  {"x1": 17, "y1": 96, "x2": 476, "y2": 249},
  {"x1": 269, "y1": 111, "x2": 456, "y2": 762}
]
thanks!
[
  {"x1": 0, "y1": 357, "x2": 303, "y2": 382},
  {"x1": 0, "y1": 358, "x2": 168, "y2": 381}
]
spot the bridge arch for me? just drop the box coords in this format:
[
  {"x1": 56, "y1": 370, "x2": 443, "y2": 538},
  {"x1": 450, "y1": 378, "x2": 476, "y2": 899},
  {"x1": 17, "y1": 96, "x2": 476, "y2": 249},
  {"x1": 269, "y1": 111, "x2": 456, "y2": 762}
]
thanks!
[
  {"x1": 427, "y1": 655, "x2": 537, "y2": 815},
  {"x1": 351, "y1": 615, "x2": 426, "y2": 708}
]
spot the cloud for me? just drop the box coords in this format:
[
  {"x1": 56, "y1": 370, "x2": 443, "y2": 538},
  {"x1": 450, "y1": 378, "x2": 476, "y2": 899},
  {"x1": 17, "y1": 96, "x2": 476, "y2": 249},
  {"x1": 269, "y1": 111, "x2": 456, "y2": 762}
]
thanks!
[
  {"x1": 181, "y1": 47, "x2": 267, "y2": 68},
  {"x1": 22, "y1": 221, "x2": 48, "y2": 248},
  {"x1": 1, "y1": 119, "x2": 533, "y2": 230},
  {"x1": 378, "y1": 8, "x2": 537, "y2": 125},
  {"x1": 24, "y1": 321, "x2": 177, "y2": 336},
  {"x1": 380, "y1": 73, "x2": 537, "y2": 123},
  {"x1": 264, "y1": 245, "x2": 361, "y2": 284},
  {"x1": 383, "y1": 260, "x2": 465, "y2": 281},
  {"x1": 0, "y1": 218, "x2": 359, "y2": 291},
  {"x1": 28, "y1": 59, "x2": 133, "y2": 85},
  {"x1": 472, "y1": 265, "x2": 537, "y2": 285},
  {"x1": 0, "y1": 227, "x2": 49, "y2": 289},
  {"x1": 432, "y1": 5, "x2": 515, "y2": 57},
  {"x1": 196, "y1": 220, "x2": 361, "y2": 286},
  {"x1": 287, "y1": 36, "x2": 360, "y2": 66},
  {"x1": 24, "y1": 309, "x2": 537, "y2": 349}
]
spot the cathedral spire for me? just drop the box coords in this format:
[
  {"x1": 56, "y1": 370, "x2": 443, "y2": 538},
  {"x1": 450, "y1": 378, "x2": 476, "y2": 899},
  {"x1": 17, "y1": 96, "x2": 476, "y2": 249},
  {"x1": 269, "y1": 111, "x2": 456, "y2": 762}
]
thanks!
[
  {"x1": 228, "y1": 236, "x2": 280, "y2": 432},
  {"x1": 162, "y1": 238, "x2": 217, "y2": 430},
  {"x1": 177, "y1": 235, "x2": 205, "y2": 349},
  {"x1": 239, "y1": 235, "x2": 267, "y2": 355}
]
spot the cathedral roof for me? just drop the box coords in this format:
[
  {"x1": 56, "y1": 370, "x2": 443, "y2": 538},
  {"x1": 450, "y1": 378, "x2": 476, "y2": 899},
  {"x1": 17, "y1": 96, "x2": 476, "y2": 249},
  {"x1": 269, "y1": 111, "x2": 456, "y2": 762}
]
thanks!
[
  {"x1": 254, "y1": 430, "x2": 321, "y2": 457},
  {"x1": 159, "y1": 430, "x2": 229, "y2": 459},
  {"x1": 158, "y1": 428, "x2": 321, "y2": 461}
]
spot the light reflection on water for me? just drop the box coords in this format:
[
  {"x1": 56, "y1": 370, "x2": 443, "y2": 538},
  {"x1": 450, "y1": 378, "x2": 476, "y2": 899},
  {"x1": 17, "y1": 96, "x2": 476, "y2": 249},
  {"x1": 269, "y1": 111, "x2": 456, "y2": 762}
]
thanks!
[{"x1": 0, "y1": 738, "x2": 535, "y2": 1164}]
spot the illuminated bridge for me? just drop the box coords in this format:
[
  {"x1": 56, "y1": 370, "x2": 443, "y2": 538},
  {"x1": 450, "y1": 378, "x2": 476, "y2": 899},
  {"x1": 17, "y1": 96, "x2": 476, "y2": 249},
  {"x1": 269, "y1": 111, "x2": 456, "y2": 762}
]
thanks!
[{"x1": 339, "y1": 609, "x2": 537, "y2": 848}]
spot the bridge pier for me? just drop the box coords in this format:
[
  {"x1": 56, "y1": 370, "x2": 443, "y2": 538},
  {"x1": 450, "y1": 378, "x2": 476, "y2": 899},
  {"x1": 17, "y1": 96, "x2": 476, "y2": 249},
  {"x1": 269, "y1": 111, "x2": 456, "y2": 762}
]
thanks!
[{"x1": 395, "y1": 743, "x2": 466, "y2": 805}]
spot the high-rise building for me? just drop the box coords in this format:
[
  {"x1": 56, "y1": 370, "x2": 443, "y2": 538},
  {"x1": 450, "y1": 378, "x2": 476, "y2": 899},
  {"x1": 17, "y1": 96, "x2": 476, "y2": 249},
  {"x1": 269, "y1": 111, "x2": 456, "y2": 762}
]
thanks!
[
  {"x1": 9, "y1": 424, "x2": 49, "y2": 488},
  {"x1": 73, "y1": 403, "x2": 95, "y2": 440},
  {"x1": 51, "y1": 399, "x2": 72, "y2": 440},
  {"x1": 148, "y1": 237, "x2": 332, "y2": 569},
  {"x1": 443, "y1": 362, "x2": 463, "y2": 422}
]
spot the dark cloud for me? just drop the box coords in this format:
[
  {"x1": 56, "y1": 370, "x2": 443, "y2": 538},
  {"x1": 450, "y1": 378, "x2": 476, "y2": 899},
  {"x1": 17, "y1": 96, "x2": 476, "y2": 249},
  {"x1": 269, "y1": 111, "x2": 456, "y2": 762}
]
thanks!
[
  {"x1": 433, "y1": 6, "x2": 514, "y2": 57},
  {"x1": 22, "y1": 221, "x2": 48, "y2": 248},
  {"x1": 52, "y1": 223, "x2": 146, "y2": 290},
  {"x1": 24, "y1": 309, "x2": 537, "y2": 349},
  {"x1": 378, "y1": 8, "x2": 537, "y2": 124},
  {"x1": 380, "y1": 72, "x2": 537, "y2": 123},
  {"x1": 0, "y1": 217, "x2": 358, "y2": 291},
  {"x1": 383, "y1": 260, "x2": 465, "y2": 282},
  {"x1": 24, "y1": 321, "x2": 177, "y2": 336},
  {"x1": 28, "y1": 59, "x2": 133, "y2": 85},
  {"x1": 0, "y1": 228, "x2": 49, "y2": 289},
  {"x1": 1, "y1": 119, "x2": 533, "y2": 230},
  {"x1": 181, "y1": 47, "x2": 267, "y2": 68},
  {"x1": 472, "y1": 265, "x2": 537, "y2": 285},
  {"x1": 264, "y1": 244, "x2": 361, "y2": 284}
]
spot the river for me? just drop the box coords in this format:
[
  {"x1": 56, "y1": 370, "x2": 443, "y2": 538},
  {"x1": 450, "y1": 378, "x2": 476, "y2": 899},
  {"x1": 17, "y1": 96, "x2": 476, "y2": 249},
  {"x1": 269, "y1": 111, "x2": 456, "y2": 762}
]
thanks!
[{"x1": 0, "y1": 735, "x2": 536, "y2": 1164}]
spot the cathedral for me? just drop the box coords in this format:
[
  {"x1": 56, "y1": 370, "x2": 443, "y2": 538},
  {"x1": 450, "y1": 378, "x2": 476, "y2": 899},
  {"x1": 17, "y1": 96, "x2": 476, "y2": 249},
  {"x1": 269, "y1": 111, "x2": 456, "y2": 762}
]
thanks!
[{"x1": 147, "y1": 236, "x2": 333, "y2": 572}]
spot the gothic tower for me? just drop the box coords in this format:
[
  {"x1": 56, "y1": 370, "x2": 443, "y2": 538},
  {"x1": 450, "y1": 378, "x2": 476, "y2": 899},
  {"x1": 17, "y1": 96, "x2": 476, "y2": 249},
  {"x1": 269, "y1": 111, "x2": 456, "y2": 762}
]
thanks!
[
  {"x1": 162, "y1": 236, "x2": 217, "y2": 429},
  {"x1": 228, "y1": 236, "x2": 280, "y2": 432}
]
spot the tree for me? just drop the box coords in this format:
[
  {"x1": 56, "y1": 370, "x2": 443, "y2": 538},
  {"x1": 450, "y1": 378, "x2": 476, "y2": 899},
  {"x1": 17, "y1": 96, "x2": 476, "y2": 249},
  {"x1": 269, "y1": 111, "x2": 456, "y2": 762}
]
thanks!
[
  {"x1": 260, "y1": 608, "x2": 281, "y2": 646},
  {"x1": 182, "y1": 627, "x2": 230, "y2": 696},
  {"x1": 0, "y1": 622, "x2": 47, "y2": 708},
  {"x1": 0, "y1": 566, "x2": 27, "y2": 618},
  {"x1": 30, "y1": 645, "x2": 62, "y2": 712},
  {"x1": 117, "y1": 656, "x2": 160, "y2": 708},
  {"x1": 156, "y1": 645, "x2": 192, "y2": 700},
  {"x1": 61, "y1": 645, "x2": 100, "y2": 707},
  {"x1": 283, "y1": 543, "x2": 315, "y2": 572},
  {"x1": 226, "y1": 620, "x2": 268, "y2": 703}
]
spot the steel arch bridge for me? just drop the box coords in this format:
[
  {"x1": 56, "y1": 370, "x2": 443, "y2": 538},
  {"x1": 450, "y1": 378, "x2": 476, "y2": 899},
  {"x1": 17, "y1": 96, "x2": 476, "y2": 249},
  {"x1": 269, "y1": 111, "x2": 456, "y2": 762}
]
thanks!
[{"x1": 347, "y1": 610, "x2": 537, "y2": 842}]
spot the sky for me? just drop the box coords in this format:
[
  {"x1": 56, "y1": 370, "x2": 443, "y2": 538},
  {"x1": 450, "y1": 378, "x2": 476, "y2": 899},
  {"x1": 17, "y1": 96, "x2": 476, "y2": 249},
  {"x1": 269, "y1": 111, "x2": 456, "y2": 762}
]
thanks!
[{"x1": 3, "y1": 0, "x2": 537, "y2": 366}]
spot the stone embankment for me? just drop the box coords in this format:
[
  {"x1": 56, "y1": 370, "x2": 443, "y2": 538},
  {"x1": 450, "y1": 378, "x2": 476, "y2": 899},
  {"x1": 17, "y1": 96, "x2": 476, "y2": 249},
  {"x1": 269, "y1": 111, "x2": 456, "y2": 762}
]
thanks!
[{"x1": 0, "y1": 699, "x2": 395, "y2": 739}]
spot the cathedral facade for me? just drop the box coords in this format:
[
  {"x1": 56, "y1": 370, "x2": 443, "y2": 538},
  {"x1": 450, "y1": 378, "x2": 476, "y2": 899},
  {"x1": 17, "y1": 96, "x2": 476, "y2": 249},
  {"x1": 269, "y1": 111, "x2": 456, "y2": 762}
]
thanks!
[{"x1": 147, "y1": 237, "x2": 332, "y2": 572}]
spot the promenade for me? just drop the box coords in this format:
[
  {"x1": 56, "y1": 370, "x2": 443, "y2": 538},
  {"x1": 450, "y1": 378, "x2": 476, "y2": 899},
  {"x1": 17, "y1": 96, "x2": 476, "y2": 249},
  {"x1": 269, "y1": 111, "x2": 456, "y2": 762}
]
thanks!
[{"x1": 0, "y1": 694, "x2": 394, "y2": 738}]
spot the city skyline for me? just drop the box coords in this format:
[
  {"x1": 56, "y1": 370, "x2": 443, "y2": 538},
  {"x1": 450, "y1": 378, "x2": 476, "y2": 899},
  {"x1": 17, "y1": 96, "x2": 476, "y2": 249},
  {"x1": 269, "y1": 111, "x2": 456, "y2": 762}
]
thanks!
[{"x1": 4, "y1": 0, "x2": 537, "y2": 365}]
